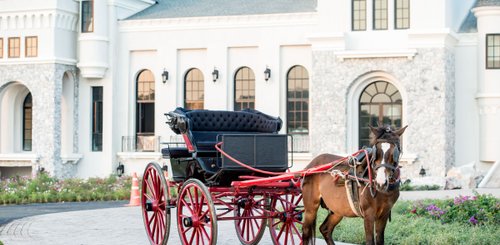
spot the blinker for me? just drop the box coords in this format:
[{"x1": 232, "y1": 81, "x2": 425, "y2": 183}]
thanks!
[{"x1": 393, "y1": 146, "x2": 400, "y2": 163}]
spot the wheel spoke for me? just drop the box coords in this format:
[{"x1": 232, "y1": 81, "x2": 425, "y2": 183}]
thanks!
[
  {"x1": 188, "y1": 227, "x2": 196, "y2": 244},
  {"x1": 200, "y1": 223, "x2": 211, "y2": 241},
  {"x1": 198, "y1": 194, "x2": 205, "y2": 216},
  {"x1": 291, "y1": 222, "x2": 301, "y2": 239},
  {"x1": 143, "y1": 192, "x2": 154, "y2": 203},
  {"x1": 181, "y1": 198, "x2": 195, "y2": 215},
  {"x1": 276, "y1": 222, "x2": 285, "y2": 240},
  {"x1": 145, "y1": 173, "x2": 156, "y2": 198}
]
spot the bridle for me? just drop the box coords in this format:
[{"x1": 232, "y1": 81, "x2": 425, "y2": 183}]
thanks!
[{"x1": 370, "y1": 139, "x2": 401, "y2": 192}]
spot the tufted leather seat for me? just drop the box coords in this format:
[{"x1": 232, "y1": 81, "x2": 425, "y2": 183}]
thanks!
[{"x1": 164, "y1": 107, "x2": 285, "y2": 177}]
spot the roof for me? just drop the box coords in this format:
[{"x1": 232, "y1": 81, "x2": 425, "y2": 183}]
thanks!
[
  {"x1": 475, "y1": 0, "x2": 500, "y2": 7},
  {"x1": 126, "y1": 0, "x2": 318, "y2": 20},
  {"x1": 458, "y1": 0, "x2": 500, "y2": 33}
]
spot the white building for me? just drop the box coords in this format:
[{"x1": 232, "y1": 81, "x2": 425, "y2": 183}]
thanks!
[{"x1": 0, "y1": 0, "x2": 499, "y2": 188}]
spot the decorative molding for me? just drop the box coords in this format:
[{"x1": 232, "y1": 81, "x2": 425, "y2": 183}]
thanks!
[
  {"x1": 0, "y1": 58, "x2": 78, "y2": 66},
  {"x1": 0, "y1": 153, "x2": 40, "y2": 166},
  {"x1": 334, "y1": 49, "x2": 418, "y2": 61},
  {"x1": 476, "y1": 93, "x2": 500, "y2": 99},
  {"x1": 76, "y1": 62, "x2": 109, "y2": 78},
  {"x1": 61, "y1": 153, "x2": 83, "y2": 165},
  {"x1": 119, "y1": 12, "x2": 318, "y2": 32},
  {"x1": 0, "y1": 10, "x2": 78, "y2": 31},
  {"x1": 472, "y1": 6, "x2": 500, "y2": 17}
]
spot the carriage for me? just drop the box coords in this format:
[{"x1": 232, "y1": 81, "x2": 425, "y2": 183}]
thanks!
[
  {"x1": 140, "y1": 107, "x2": 397, "y2": 245},
  {"x1": 141, "y1": 107, "x2": 305, "y2": 245}
]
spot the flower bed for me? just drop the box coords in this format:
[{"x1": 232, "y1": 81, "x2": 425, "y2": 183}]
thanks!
[{"x1": 0, "y1": 173, "x2": 132, "y2": 205}]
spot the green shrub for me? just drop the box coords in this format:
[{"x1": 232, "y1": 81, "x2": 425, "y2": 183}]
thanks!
[
  {"x1": 400, "y1": 180, "x2": 441, "y2": 191},
  {"x1": 0, "y1": 173, "x2": 132, "y2": 204},
  {"x1": 315, "y1": 193, "x2": 500, "y2": 244}
]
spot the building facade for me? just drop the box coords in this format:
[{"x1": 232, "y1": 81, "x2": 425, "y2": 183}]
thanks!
[{"x1": 0, "y1": 0, "x2": 499, "y2": 187}]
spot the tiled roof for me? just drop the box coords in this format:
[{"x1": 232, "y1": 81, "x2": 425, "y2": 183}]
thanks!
[
  {"x1": 475, "y1": 0, "x2": 500, "y2": 7},
  {"x1": 127, "y1": 0, "x2": 317, "y2": 20}
]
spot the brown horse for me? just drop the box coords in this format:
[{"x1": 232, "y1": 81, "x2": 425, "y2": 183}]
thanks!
[{"x1": 302, "y1": 125, "x2": 407, "y2": 245}]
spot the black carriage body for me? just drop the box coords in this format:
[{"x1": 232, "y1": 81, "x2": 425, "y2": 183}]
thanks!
[{"x1": 163, "y1": 107, "x2": 288, "y2": 185}]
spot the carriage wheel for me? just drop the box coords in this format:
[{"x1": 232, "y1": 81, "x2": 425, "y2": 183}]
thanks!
[
  {"x1": 234, "y1": 195, "x2": 267, "y2": 245},
  {"x1": 177, "y1": 178, "x2": 217, "y2": 245},
  {"x1": 268, "y1": 192, "x2": 303, "y2": 245},
  {"x1": 141, "y1": 162, "x2": 171, "y2": 245}
]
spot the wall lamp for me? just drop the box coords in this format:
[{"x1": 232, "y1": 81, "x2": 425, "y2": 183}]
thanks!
[
  {"x1": 419, "y1": 166, "x2": 426, "y2": 177},
  {"x1": 116, "y1": 163, "x2": 125, "y2": 177},
  {"x1": 212, "y1": 67, "x2": 219, "y2": 82},
  {"x1": 264, "y1": 66, "x2": 271, "y2": 81},
  {"x1": 162, "y1": 69, "x2": 169, "y2": 84}
]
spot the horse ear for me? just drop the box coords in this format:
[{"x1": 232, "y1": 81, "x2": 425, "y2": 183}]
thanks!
[
  {"x1": 395, "y1": 125, "x2": 408, "y2": 136},
  {"x1": 369, "y1": 125, "x2": 378, "y2": 135}
]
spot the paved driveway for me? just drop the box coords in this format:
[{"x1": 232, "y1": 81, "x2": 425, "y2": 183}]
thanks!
[{"x1": 0, "y1": 205, "x2": 334, "y2": 245}]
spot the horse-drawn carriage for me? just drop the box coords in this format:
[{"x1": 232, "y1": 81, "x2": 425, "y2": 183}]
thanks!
[{"x1": 141, "y1": 107, "x2": 406, "y2": 245}]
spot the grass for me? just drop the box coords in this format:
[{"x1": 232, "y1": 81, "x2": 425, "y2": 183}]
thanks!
[
  {"x1": 0, "y1": 173, "x2": 132, "y2": 205},
  {"x1": 313, "y1": 194, "x2": 500, "y2": 245}
]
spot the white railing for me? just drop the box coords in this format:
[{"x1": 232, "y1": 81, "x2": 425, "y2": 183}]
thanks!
[
  {"x1": 121, "y1": 136, "x2": 162, "y2": 152},
  {"x1": 288, "y1": 134, "x2": 310, "y2": 153}
]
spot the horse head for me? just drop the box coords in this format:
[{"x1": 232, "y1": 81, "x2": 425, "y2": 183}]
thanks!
[{"x1": 369, "y1": 124, "x2": 408, "y2": 192}]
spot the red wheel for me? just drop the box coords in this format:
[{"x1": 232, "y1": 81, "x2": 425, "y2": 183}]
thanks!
[
  {"x1": 268, "y1": 191, "x2": 303, "y2": 245},
  {"x1": 234, "y1": 195, "x2": 267, "y2": 245},
  {"x1": 141, "y1": 162, "x2": 170, "y2": 245},
  {"x1": 177, "y1": 178, "x2": 217, "y2": 245}
]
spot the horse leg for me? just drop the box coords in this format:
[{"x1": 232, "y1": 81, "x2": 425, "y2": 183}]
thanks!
[
  {"x1": 319, "y1": 212, "x2": 343, "y2": 245},
  {"x1": 363, "y1": 214, "x2": 376, "y2": 245},
  {"x1": 301, "y1": 179, "x2": 321, "y2": 245},
  {"x1": 375, "y1": 214, "x2": 390, "y2": 245}
]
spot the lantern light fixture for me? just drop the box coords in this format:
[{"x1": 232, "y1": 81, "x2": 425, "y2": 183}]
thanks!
[
  {"x1": 161, "y1": 69, "x2": 169, "y2": 84},
  {"x1": 264, "y1": 66, "x2": 271, "y2": 81}
]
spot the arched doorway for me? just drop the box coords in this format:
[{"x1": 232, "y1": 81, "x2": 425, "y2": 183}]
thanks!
[
  {"x1": 0, "y1": 82, "x2": 32, "y2": 153},
  {"x1": 358, "y1": 81, "x2": 402, "y2": 148}
]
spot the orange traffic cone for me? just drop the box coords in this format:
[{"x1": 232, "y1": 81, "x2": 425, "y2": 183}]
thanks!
[{"x1": 128, "y1": 172, "x2": 140, "y2": 206}]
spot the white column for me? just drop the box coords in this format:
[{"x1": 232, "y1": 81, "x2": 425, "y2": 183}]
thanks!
[{"x1": 473, "y1": 6, "x2": 500, "y2": 163}]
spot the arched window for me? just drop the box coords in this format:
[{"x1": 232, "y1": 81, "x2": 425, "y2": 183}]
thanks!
[
  {"x1": 23, "y1": 93, "x2": 32, "y2": 151},
  {"x1": 359, "y1": 81, "x2": 402, "y2": 147},
  {"x1": 234, "y1": 67, "x2": 255, "y2": 110},
  {"x1": 136, "y1": 70, "x2": 155, "y2": 137},
  {"x1": 287, "y1": 65, "x2": 309, "y2": 134},
  {"x1": 184, "y1": 68, "x2": 204, "y2": 110}
]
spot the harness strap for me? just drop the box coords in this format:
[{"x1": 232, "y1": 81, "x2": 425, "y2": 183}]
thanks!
[{"x1": 345, "y1": 179, "x2": 364, "y2": 217}]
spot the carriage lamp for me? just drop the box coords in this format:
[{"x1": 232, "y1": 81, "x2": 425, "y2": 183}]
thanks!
[
  {"x1": 116, "y1": 163, "x2": 125, "y2": 177},
  {"x1": 419, "y1": 166, "x2": 426, "y2": 177},
  {"x1": 212, "y1": 68, "x2": 219, "y2": 82},
  {"x1": 264, "y1": 67, "x2": 271, "y2": 81},
  {"x1": 162, "y1": 69, "x2": 169, "y2": 84}
]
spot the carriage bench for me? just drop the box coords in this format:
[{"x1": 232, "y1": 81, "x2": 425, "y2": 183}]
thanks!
[{"x1": 164, "y1": 107, "x2": 288, "y2": 183}]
